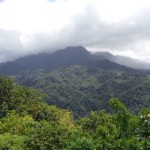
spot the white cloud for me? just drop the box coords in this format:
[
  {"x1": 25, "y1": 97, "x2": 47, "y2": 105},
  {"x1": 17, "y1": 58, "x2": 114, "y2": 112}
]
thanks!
[{"x1": 0, "y1": 0, "x2": 150, "y2": 62}]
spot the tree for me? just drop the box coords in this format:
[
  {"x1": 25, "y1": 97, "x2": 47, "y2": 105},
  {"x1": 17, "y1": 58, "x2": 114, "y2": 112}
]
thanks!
[
  {"x1": 0, "y1": 133, "x2": 25, "y2": 150},
  {"x1": 0, "y1": 76, "x2": 14, "y2": 117},
  {"x1": 109, "y1": 98, "x2": 131, "y2": 138},
  {"x1": 25, "y1": 120, "x2": 70, "y2": 150},
  {"x1": 139, "y1": 109, "x2": 150, "y2": 150}
]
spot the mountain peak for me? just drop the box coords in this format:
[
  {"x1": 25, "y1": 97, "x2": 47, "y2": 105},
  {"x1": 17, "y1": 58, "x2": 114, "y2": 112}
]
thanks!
[
  {"x1": 56, "y1": 46, "x2": 90, "y2": 56},
  {"x1": 65, "y1": 46, "x2": 86, "y2": 50}
]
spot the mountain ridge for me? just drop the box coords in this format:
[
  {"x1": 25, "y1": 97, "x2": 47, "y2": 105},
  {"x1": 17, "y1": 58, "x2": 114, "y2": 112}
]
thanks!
[
  {"x1": 94, "y1": 51, "x2": 150, "y2": 70},
  {"x1": 0, "y1": 46, "x2": 137, "y2": 75},
  {"x1": 15, "y1": 64, "x2": 150, "y2": 117}
]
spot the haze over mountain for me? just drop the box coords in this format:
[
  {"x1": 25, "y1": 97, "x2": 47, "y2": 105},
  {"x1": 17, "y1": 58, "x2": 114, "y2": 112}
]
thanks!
[
  {"x1": 94, "y1": 52, "x2": 150, "y2": 70},
  {"x1": 0, "y1": 46, "x2": 141, "y2": 75}
]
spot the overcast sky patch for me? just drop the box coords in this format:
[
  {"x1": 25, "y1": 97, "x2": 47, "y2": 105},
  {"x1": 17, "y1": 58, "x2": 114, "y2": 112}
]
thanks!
[{"x1": 0, "y1": 0, "x2": 150, "y2": 62}]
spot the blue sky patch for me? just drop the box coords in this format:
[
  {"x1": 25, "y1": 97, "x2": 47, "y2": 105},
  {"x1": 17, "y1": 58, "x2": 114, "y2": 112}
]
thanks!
[
  {"x1": 0, "y1": 0, "x2": 5, "y2": 3},
  {"x1": 47, "y1": 0, "x2": 56, "y2": 2}
]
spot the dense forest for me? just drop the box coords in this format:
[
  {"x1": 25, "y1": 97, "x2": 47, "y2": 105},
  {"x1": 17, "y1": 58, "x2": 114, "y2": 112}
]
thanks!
[
  {"x1": 15, "y1": 65, "x2": 150, "y2": 118},
  {"x1": 0, "y1": 76, "x2": 150, "y2": 150},
  {"x1": 0, "y1": 75, "x2": 149, "y2": 149}
]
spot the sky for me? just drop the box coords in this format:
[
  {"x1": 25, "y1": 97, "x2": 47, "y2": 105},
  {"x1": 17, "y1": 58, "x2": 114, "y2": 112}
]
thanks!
[{"x1": 0, "y1": 0, "x2": 150, "y2": 63}]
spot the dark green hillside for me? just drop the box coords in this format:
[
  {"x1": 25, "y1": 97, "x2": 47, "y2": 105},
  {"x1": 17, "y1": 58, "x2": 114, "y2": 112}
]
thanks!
[{"x1": 16, "y1": 65, "x2": 150, "y2": 117}]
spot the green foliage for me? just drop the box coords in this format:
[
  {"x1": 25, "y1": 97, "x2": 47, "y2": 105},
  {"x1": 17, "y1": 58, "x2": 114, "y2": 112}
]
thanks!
[
  {"x1": 138, "y1": 109, "x2": 150, "y2": 150},
  {"x1": 0, "y1": 76, "x2": 14, "y2": 117},
  {"x1": 25, "y1": 120, "x2": 70, "y2": 150},
  {"x1": 0, "y1": 75, "x2": 150, "y2": 149},
  {"x1": 15, "y1": 65, "x2": 150, "y2": 118},
  {"x1": 0, "y1": 133, "x2": 25, "y2": 150},
  {"x1": 0, "y1": 75, "x2": 46, "y2": 118},
  {"x1": 65, "y1": 137, "x2": 95, "y2": 150},
  {"x1": 109, "y1": 98, "x2": 131, "y2": 138},
  {"x1": 0, "y1": 111, "x2": 36, "y2": 135}
]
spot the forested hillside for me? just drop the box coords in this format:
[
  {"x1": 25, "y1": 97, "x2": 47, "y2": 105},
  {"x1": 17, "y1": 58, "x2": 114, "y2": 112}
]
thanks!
[
  {"x1": 1, "y1": 46, "x2": 149, "y2": 118},
  {"x1": 0, "y1": 75, "x2": 149, "y2": 149},
  {"x1": 15, "y1": 65, "x2": 150, "y2": 118}
]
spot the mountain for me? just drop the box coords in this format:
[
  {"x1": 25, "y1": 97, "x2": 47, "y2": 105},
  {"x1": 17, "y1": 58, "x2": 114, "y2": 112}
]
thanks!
[
  {"x1": 94, "y1": 51, "x2": 150, "y2": 70},
  {"x1": 0, "y1": 46, "x2": 136, "y2": 75},
  {"x1": 0, "y1": 46, "x2": 149, "y2": 117}
]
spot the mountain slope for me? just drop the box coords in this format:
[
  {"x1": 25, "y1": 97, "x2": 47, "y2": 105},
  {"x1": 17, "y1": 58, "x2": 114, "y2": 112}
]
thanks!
[
  {"x1": 94, "y1": 51, "x2": 150, "y2": 70},
  {"x1": 15, "y1": 65, "x2": 150, "y2": 117},
  {"x1": 0, "y1": 46, "x2": 136, "y2": 75}
]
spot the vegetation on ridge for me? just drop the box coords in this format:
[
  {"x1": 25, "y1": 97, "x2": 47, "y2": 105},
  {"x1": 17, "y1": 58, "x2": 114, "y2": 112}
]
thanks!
[{"x1": 16, "y1": 65, "x2": 150, "y2": 118}]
